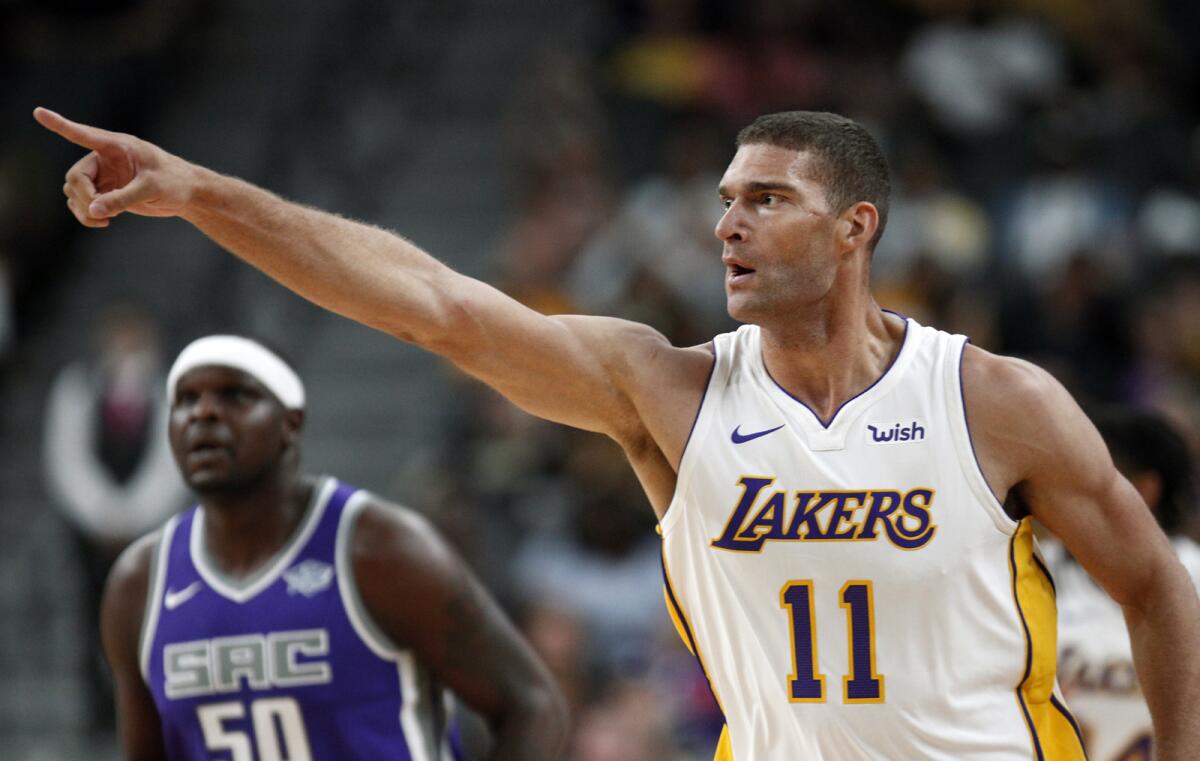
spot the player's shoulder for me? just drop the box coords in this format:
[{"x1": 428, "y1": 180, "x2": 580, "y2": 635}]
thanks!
[
  {"x1": 962, "y1": 344, "x2": 1063, "y2": 405},
  {"x1": 960, "y1": 344, "x2": 1104, "y2": 488},
  {"x1": 106, "y1": 528, "x2": 163, "y2": 598},
  {"x1": 345, "y1": 494, "x2": 456, "y2": 573},
  {"x1": 342, "y1": 494, "x2": 472, "y2": 633},
  {"x1": 101, "y1": 528, "x2": 164, "y2": 647},
  {"x1": 961, "y1": 344, "x2": 1080, "y2": 434}
]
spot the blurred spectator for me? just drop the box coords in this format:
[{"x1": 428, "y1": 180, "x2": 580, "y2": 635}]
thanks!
[
  {"x1": 569, "y1": 117, "x2": 731, "y2": 343},
  {"x1": 902, "y1": 9, "x2": 1066, "y2": 138},
  {"x1": 520, "y1": 603, "x2": 592, "y2": 720},
  {"x1": 42, "y1": 301, "x2": 189, "y2": 731},
  {"x1": 571, "y1": 679, "x2": 685, "y2": 761},
  {"x1": 1125, "y1": 260, "x2": 1200, "y2": 451},
  {"x1": 500, "y1": 50, "x2": 615, "y2": 315},
  {"x1": 1138, "y1": 188, "x2": 1200, "y2": 258},
  {"x1": 1000, "y1": 147, "x2": 1134, "y2": 280},
  {"x1": 1052, "y1": 408, "x2": 1200, "y2": 759},
  {"x1": 876, "y1": 256, "x2": 1001, "y2": 351},
  {"x1": 702, "y1": 0, "x2": 832, "y2": 123},
  {"x1": 1135, "y1": 126, "x2": 1200, "y2": 257},
  {"x1": 511, "y1": 433, "x2": 664, "y2": 676},
  {"x1": 873, "y1": 145, "x2": 991, "y2": 280},
  {"x1": 1028, "y1": 253, "x2": 1133, "y2": 403}
]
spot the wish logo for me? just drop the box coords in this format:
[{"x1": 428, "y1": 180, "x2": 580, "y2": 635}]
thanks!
[{"x1": 867, "y1": 420, "x2": 926, "y2": 444}]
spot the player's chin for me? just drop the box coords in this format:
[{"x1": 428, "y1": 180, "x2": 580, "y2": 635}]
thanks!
[
  {"x1": 184, "y1": 467, "x2": 237, "y2": 493},
  {"x1": 725, "y1": 292, "x2": 762, "y2": 324}
]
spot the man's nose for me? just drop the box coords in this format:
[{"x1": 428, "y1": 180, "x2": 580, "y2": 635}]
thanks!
[
  {"x1": 189, "y1": 390, "x2": 222, "y2": 419},
  {"x1": 715, "y1": 202, "x2": 746, "y2": 242}
]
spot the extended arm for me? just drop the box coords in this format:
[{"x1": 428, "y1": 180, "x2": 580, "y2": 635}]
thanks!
[
  {"x1": 100, "y1": 534, "x2": 168, "y2": 761},
  {"x1": 964, "y1": 348, "x2": 1200, "y2": 760},
  {"x1": 34, "y1": 108, "x2": 709, "y2": 469},
  {"x1": 352, "y1": 500, "x2": 568, "y2": 761}
]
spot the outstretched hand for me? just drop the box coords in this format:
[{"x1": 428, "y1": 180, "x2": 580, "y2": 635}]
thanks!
[{"x1": 34, "y1": 107, "x2": 195, "y2": 227}]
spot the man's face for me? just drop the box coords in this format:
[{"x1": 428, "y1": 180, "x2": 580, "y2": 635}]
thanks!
[
  {"x1": 715, "y1": 144, "x2": 841, "y2": 323},
  {"x1": 168, "y1": 365, "x2": 296, "y2": 493}
]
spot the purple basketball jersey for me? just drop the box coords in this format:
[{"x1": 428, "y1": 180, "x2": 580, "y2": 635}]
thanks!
[{"x1": 141, "y1": 477, "x2": 456, "y2": 760}]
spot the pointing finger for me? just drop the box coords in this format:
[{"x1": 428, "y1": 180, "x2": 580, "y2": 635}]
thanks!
[{"x1": 33, "y1": 107, "x2": 120, "y2": 151}]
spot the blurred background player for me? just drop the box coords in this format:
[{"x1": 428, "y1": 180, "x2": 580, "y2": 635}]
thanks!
[
  {"x1": 101, "y1": 334, "x2": 566, "y2": 760},
  {"x1": 1051, "y1": 408, "x2": 1200, "y2": 761},
  {"x1": 43, "y1": 300, "x2": 189, "y2": 733}
]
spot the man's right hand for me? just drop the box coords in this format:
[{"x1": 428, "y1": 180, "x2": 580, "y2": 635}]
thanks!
[{"x1": 34, "y1": 107, "x2": 196, "y2": 227}]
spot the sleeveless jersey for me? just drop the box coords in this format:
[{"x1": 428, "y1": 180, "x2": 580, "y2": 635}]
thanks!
[
  {"x1": 660, "y1": 317, "x2": 1087, "y2": 760},
  {"x1": 1054, "y1": 537, "x2": 1200, "y2": 761},
  {"x1": 141, "y1": 477, "x2": 458, "y2": 761}
]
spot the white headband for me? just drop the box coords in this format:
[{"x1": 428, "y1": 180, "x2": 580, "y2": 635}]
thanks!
[{"x1": 167, "y1": 335, "x2": 305, "y2": 409}]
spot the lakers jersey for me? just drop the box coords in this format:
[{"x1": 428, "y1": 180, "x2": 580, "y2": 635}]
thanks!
[
  {"x1": 1054, "y1": 537, "x2": 1200, "y2": 761},
  {"x1": 141, "y1": 477, "x2": 458, "y2": 760},
  {"x1": 660, "y1": 317, "x2": 1087, "y2": 760}
]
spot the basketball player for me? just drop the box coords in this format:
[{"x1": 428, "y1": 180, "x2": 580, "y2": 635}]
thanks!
[
  {"x1": 39, "y1": 107, "x2": 1200, "y2": 760},
  {"x1": 1052, "y1": 409, "x2": 1200, "y2": 761},
  {"x1": 99, "y1": 334, "x2": 567, "y2": 760}
]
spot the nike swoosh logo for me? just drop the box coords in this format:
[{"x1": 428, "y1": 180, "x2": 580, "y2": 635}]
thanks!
[
  {"x1": 731, "y1": 424, "x2": 785, "y2": 444},
  {"x1": 164, "y1": 581, "x2": 203, "y2": 610}
]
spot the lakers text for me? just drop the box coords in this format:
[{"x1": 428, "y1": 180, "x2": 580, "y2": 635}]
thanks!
[{"x1": 711, "y1": 478, "x2": 937, "y2": 552}]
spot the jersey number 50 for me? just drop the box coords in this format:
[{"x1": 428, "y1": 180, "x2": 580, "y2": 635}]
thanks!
[
  {"x1": 782, "y1": 580, "x2": 885, "y2": 703},
  {"x1": 198, "y1": 697, "x2": 312, "y2": 761}
]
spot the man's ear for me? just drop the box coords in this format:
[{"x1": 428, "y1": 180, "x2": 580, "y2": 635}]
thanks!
[
  {"x1": 840, "y1": 201, "x2": 880, "y2": 254},
  {"x1": 282, "y1": 408, "x2": 305, "y2": 448}
]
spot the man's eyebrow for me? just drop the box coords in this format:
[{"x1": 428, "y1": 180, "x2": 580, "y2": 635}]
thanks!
[{"x1": 717, "y1": 180, "x2": 799, "y2": 197}]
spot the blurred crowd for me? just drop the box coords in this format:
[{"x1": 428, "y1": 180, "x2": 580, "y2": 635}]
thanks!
[{"x1": 5, "y1": 0, "x2": 1200, "y2": 759}]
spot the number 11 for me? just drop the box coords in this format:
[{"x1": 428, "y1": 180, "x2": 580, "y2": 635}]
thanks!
[{"x1": 781, "y1": 580, "x2": 885, "y2": 704}]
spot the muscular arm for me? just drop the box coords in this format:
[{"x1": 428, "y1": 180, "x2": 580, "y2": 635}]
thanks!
[
  {"x1": 964, "y1": 347, "x2": 1200, "y2": 760},
  {"x1": 100, "y1": 533, "x2": 167, "y2": 761},
  {"x1": 351, "y1": 500, "x2": 568, "y2": 761},
  {"x1": 34, "y1": 108, "x2": 711, "y2": 498}
]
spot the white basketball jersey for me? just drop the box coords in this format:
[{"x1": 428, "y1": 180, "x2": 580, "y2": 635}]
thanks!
[
  {"x1": 1054, "y1": 537, "x2": 1200, "y2": 761},
  {"x1": 660, "y1": 317, "x2": 1087, "y2": 760}
]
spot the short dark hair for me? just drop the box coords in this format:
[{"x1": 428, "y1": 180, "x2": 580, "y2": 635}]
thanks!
[
  {"x1": 736, "y1": 111, "x2": 891, "y2": 248},
  {"x1": 1092, "y1": 407, "x2": 1196, "y2": 535}
]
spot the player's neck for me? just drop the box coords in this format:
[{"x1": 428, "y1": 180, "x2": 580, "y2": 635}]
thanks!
[
  {"x1": 198, "y1": 470, "x2": 314, "y2": 577},
  {"x1": 758, "y1": 292, "x2": 904, "y2": 426}
]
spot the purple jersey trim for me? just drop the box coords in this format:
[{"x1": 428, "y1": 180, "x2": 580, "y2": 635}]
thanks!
[
  {"x1": 761, "y1": 309, "x2": 911, "y2": 429},
  {"x1": 658, "y1": 343, "x2": 718, "y2": 530},
  {"x1": 1050, "y1": 694, "x2": 1089, "y2": 759},
  {"x1": 956, "y1": 337, "x2": 1019, "y2": 526},
  {"x1": 661, "y1": 553, "x2": 725, "y2": 723}
]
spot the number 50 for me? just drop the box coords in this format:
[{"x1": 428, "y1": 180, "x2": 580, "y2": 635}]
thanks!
[{"x1": 197, "y1": 697, "x2": 312, "y2": 761}]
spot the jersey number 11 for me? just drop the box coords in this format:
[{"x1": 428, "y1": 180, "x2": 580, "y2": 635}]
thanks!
[{"x1": 781, "y1": 580, "x2": 885, "y2": 703}]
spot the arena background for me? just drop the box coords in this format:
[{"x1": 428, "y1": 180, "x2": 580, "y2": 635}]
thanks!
[{"x1": 3, "y1": 0, "x2": 1199, "y2": 758}]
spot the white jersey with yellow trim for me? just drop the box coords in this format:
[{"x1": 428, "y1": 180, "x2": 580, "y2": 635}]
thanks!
[
  {"x1": 1053, "y1": 537, "x2": 1200, "y2": 761},
  {"x1": 660, "y1": 317, "x2": 1087, "y2": 760}
]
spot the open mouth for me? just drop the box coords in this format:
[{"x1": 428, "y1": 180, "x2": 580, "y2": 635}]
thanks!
[
  {"x1": 728, "y1": 263, "x2": 756, "y2": 280},
  {"x1": 186, "y1": 437, "x2": 230, "y2": 460}
]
